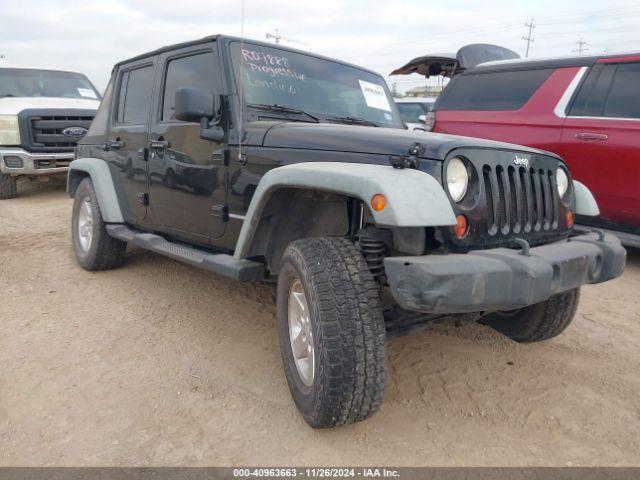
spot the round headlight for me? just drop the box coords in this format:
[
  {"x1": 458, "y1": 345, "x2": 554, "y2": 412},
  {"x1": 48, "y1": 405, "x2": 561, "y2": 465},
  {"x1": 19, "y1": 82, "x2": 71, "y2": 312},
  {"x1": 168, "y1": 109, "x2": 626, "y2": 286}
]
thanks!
[
  {"x1": 557, "y1": 167, "x2": 569, "y2": 198},
  {"x1": 447, "y1": 157, "x2": 469, "y2": 202}
]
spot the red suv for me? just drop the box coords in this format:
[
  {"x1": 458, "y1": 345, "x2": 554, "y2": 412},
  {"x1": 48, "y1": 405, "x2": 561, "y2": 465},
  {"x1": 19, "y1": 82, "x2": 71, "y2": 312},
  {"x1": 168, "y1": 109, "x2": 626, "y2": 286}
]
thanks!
[{"x1": 395, "y1": 48, "x2": 640, "y2": 246}]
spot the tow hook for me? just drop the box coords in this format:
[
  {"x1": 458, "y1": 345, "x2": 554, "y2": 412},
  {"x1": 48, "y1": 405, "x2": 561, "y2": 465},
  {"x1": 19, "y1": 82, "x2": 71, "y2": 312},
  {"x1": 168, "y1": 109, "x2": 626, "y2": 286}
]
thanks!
[{"x1": 513, "y1": 238, "x2": 531, "y2": 256}]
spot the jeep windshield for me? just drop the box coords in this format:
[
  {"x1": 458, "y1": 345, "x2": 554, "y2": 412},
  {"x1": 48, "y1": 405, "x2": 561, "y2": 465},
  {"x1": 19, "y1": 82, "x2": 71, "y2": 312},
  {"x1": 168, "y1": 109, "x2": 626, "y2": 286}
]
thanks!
[
  {"x1": 0, "y1": 68, "x2": 99, "y2": 99},
  {"x1": 230, "y1": 42, "x2": 403, "y2": 128}
]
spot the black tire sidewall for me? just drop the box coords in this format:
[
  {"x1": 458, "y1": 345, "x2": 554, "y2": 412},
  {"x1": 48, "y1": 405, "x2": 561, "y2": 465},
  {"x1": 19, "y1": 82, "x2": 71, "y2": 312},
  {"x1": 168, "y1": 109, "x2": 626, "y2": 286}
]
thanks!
[{"x1": 276, "y1": 248, "x2": 321, "y2": 419}]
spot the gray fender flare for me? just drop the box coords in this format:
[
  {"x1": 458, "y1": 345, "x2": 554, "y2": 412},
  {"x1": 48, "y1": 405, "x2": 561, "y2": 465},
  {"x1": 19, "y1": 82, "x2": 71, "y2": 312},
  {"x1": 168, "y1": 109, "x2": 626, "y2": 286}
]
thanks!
[
  {"x1": 234, "y1": 162, "x2": 456, "y2": 259},
  {"x1": 573, "y1": 180, "x2": 599, "y2": 216},
  {"x1": 67, "y1": 158, "x2": 124, "y2": 223}
]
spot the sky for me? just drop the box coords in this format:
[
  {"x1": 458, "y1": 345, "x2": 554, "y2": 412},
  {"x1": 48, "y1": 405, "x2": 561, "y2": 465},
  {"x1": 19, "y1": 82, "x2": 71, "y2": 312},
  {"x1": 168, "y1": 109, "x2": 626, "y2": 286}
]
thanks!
[{"x1": 1, "y1": 0, "x2": 639, "y2": 94}]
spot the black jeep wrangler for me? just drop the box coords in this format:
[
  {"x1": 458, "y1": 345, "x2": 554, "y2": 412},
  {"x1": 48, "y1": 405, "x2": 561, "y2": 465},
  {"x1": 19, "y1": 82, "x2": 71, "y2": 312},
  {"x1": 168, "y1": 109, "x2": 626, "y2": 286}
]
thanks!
[{"x1": 68, "y1": 35, "x2": 625, "y2": 428}]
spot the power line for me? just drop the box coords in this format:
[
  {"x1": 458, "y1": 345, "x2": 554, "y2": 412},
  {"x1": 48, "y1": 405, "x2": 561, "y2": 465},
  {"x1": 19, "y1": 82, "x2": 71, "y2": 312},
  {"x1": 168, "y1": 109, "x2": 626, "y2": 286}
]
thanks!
[
  {"x1": 523, "y1": 18, "x2": 535, "y2": 58},
  {"x1": 332, "y1": 4, "x2": 639, "y2": 53}
]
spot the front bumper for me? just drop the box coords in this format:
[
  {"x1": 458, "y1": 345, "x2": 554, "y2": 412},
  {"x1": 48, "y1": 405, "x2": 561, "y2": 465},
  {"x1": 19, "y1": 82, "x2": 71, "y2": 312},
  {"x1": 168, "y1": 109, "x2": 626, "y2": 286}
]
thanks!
[
  {"x1": 0, "y1": 148, "x2": 73, "y2": 175},
  {"x1": 385, "y1": 232, "x2": 626, "y2": 314}
]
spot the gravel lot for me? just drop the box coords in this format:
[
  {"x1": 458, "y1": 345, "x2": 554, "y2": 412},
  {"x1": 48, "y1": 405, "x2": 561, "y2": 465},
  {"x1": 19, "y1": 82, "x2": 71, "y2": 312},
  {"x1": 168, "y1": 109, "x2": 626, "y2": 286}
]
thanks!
[{"x1": 1, "y1": 181, "x2": 639, "y2": 466}]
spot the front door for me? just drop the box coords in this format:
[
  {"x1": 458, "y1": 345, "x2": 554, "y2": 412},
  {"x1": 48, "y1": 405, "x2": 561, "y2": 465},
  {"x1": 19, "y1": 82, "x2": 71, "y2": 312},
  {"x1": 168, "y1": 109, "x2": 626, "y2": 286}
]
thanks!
[
  {"x1": 560, "y1": 59, "x2": 640, "y2": 229},
  {"x1": 147, "y1": 47, "x2": 227, "y2": 246},
  {"x1": 108, "y1": 59, "x2": 157, "y2": 226}
]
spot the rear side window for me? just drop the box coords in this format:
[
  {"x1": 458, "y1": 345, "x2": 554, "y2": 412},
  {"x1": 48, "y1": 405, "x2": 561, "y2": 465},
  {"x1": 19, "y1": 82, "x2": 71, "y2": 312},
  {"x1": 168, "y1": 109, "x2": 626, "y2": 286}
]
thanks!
[
  {"x1": 568, "y1": 64, "x2": 616, "y2": 117},
  {"x1": 85, "y1": 78, "x2": 113, "y2": 138},
  {"x1": 569, "y1": 62, "x2": 640, "y2": 119},
  {"x1": 604, "y1": 63, "x2": 640, "y2": 119},
  {"x1": 437, "y1": 69, "x2": 553, "y2": 111},
  {"x1": 116, "y1": 65, "x2": 154, "y2": 125},
  {"x1": 162, "y1": 52, "x2": 217, "y2": 121}
]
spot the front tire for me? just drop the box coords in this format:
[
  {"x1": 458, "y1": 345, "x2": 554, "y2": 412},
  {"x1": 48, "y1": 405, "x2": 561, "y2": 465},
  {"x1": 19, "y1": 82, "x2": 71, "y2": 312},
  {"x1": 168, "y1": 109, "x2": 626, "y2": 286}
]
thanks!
[
  {"x1": 277, "y1": 238, "x2": 387, "y2": 428},
  {"x1": 0, "y1": 173, "x2": 17, "y2": 199},
  {"x1": 71, "y1": 177, "x2": 126, "y2": 271},
  {"x1": 482, "y1": 288, "x2": 580, "y2": 343}
]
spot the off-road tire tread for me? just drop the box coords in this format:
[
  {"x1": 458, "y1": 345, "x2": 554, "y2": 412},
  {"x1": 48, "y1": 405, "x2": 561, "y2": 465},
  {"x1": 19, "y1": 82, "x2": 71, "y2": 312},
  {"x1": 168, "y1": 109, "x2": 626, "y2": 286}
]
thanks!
[
  {"x1": 281, "y1": 238, "x2": 387, "y2": 428},
  {"x1": 484, "y1": 288, "x2": 581, "y2": 343},
  {"x1": 0, "y1": 173, "x2": 17, "y2": 199},
  {"x1": 72, "y1": 178, "x2": 126, "y2": 271}
]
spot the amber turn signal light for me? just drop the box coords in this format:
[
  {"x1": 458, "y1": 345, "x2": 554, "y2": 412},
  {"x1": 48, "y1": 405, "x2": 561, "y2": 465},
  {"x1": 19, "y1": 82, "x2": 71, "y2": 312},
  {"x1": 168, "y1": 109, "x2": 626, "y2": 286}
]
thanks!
[
  {"x1": 453, "y1": 214, "x2": 468, "y2": 238},
  {"x1": 566, "y1": 210, "x2": 574, "y2": 228},
  {"x1": 370, "y1": 194, "x2": 387, "y2": 212}
]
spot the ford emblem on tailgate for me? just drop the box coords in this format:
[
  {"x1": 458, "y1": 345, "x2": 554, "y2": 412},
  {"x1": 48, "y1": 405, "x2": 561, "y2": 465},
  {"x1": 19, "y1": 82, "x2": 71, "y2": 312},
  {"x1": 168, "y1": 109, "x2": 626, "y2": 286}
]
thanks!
[{"x1": 62, "y1": 126, "x2": 88, "y2": 137}]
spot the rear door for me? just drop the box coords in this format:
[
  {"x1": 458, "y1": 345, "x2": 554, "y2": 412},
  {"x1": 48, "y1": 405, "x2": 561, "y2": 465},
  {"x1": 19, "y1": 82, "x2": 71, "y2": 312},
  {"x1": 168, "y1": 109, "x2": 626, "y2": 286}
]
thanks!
[
  {"x1": 108, "y1": 58, "x2": 157, "y2": 226},
  {"x1": 560, "y1": 58, "x2": 640, "y2": 229},
  {"x1": 147, "y1": 44, "x2": 227, "y2": 245}
]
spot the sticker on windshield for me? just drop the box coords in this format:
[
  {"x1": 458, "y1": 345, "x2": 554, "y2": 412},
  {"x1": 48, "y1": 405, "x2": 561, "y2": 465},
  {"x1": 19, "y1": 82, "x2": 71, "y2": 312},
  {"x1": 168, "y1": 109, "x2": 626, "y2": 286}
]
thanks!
[
  {"x1": 358, "y1": 80, "x2": 391, "y2": 111},
  {"x1": 77, "y1": 88, "x2": 97, "y2": 99}
]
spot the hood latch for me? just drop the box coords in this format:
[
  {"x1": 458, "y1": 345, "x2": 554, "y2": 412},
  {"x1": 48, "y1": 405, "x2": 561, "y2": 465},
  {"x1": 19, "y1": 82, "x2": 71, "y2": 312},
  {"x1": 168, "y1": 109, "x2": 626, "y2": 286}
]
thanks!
[{"x1": 389, "y1": 142, "x2": 424, "y2": 169}]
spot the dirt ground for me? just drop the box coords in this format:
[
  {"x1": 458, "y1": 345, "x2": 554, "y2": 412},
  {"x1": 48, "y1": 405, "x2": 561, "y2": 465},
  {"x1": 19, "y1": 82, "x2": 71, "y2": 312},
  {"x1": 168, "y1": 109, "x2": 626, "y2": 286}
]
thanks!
[{"x1": 1, "y1": 180, "x2": 639, "y2": 467}]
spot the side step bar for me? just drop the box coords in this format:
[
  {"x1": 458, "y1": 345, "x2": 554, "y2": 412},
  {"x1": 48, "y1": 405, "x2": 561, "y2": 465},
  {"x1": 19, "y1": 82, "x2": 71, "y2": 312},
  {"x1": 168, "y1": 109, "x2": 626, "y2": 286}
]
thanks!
[{"x1": 106, "y1": 224, "x2": 265, "y2": 282}]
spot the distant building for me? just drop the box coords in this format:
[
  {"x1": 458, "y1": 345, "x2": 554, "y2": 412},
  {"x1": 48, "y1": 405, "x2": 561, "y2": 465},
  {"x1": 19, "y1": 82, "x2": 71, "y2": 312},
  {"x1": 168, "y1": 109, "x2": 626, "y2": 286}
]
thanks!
[{"x1": 405, "y1": 85, "x2": 443, "y2": 97}]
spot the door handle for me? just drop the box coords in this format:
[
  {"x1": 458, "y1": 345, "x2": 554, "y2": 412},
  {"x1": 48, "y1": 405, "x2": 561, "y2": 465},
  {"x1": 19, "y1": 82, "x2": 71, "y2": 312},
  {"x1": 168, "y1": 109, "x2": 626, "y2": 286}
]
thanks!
[
  {"x1": 575, "y1": 132, "x2": 608, "y2": 141},
  {"x1": 106, "y1": 139, "x2": 125, "y2": 150},
  {"x1": 148, "y1": 140, "x2": 170, "y2": 149}
]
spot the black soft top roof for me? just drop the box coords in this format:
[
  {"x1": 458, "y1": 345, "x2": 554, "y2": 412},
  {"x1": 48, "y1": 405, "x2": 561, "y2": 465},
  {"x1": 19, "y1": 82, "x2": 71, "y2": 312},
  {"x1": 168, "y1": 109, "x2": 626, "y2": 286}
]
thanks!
[
  {"x1": 112, "y1": 34, "x2": 382, "y2": 78},
  {"x1": 113, "y1": 35, "x2": 220, "y2": 70}
]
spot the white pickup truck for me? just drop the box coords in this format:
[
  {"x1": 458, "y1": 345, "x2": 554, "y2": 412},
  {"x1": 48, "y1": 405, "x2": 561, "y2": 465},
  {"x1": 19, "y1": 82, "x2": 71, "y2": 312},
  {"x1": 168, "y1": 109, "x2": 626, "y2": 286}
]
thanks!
[{"x1": 0, "y1": 65, "x2": 100, "y2": 199}]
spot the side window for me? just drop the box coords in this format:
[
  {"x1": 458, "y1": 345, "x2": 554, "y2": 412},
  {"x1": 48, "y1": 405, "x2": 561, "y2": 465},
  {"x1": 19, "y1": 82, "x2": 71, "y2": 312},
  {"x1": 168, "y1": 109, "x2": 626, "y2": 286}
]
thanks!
[
  {"x1": 161, "y1": 52, "x2": 216, "y2": 121},
  {"x1": 568, "y1": 64, "x2": 615, "y2": 117},
  {"x1": 603, "y1": 62, "x2": 640, "y2": 119},
  {"x1": 437, "y1": 69, "x2": 553, "y2": 111},
  {"x1": 86, "y1": 77, "x2": 114, "y2": 137},
  {"x1": 116, "y1": 65, "x2": 154, "y2": 125}
]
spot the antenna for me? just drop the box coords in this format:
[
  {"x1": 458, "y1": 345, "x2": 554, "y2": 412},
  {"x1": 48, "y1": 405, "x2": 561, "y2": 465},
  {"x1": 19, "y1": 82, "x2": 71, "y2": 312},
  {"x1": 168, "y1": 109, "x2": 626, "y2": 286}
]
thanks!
[
  {"x1": 522, "y1": 18, "x2": 535, "y2": 58},
  {"x1": 238, "y1": 0, "x2": 245, "y2": 161}
]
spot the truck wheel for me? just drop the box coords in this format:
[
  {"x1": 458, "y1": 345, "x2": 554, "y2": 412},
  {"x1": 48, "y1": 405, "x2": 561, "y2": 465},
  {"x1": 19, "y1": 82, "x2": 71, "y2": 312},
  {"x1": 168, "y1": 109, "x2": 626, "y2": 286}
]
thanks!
[
  {"x1": 71, "y1": 177, "x2": 126, "y2": 271},
  {"x1": 277, "y1": 237, "x2": 387, "y2": 428},
  {"x1": 482, "y1": 288, "x2": 580, "y2": 343},
  {"x1": 0, "y1": 173, "x2": 18, "y2": 199}
]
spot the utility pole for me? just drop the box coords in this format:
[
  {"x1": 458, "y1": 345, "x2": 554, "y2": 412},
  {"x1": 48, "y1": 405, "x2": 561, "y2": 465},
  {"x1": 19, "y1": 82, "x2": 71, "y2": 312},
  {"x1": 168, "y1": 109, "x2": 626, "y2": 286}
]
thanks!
[
  {"x1": 265, "y1": 29, "x2": 282, "y2": 44},
  {"x1": 265, "y1": 29, "x2": 311, "y2": 50},
  {"x1": 573, "y1": 38, "x2": 589, "y2": 55},
  {"x1": 522, "y1": 18, "x2": 535, "y2": 58}
]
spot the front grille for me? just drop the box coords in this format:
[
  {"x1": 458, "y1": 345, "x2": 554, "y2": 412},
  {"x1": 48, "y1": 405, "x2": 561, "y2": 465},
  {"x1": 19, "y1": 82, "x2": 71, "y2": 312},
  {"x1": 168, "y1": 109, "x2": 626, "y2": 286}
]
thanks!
[
  {"x1": 442, "y1": 149, "x2": 572, "y2": 251},
  {"x1": 29, "y1": 115, "x2": 93, "y2": 152},
  {"x1": 34, "y1": 158, "x2": 71, "y2": 169},
  {"x1": 483, "y1": 164, "x2": 558, "y2": 236}
]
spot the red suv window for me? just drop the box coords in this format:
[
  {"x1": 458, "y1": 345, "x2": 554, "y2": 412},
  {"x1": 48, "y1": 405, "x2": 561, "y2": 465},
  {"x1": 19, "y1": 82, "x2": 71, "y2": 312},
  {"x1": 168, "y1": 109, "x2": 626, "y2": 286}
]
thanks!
[
  {"x1": 569, "y1": 62, "x2": 640, "y2": 119},
  {"x1": 437, "y1": 69, "x2": 553, "y2": 111}
]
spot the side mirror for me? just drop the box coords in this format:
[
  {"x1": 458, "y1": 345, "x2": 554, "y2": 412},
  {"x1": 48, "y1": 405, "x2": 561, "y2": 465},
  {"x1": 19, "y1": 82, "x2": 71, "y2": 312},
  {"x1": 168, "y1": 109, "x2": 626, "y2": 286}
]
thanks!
[
  {"x1": 174, "y1": 87, "x2": 224, "y2": 142},
  {"x1": 175, "y1": 87, "x2": 217, "y2": 122},
  {"x1": 418, "y1": 114, "x2": 427, "y2": 123}
]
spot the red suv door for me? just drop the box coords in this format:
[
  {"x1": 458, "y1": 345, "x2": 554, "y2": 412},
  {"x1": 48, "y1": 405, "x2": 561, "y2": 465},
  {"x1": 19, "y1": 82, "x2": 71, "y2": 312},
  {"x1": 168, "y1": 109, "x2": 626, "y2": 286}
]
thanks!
[{"x1": 560, "y1": 57, "x2": 640, "y2": 231}]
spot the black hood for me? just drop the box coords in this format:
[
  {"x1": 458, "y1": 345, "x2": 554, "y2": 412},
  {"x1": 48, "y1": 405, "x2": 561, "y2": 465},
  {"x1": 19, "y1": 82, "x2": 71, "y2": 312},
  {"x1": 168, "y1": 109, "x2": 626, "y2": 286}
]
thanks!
[{"x1": 245, "y1": 121, "x2": 557, "y2": 161}]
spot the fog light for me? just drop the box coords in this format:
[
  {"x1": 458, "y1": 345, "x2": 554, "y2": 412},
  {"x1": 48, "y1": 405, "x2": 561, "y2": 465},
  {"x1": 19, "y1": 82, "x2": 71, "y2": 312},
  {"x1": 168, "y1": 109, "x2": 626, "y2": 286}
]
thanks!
[
  {"x1": 566, "y1": 210, "x2": 574, "y2": 228},
  {"x1": 453, "y1": 214, "x2": 468, "y2": 238},
  {"x1": 370, "y1": 194, "x2": 387, "y2": 212}
]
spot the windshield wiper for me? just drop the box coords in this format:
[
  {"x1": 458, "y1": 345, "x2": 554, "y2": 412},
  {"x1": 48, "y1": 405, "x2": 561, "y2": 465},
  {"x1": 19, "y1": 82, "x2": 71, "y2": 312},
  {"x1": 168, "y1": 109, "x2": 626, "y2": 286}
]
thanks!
[
  {"x1": 246, "y1": 103, "x2": 319, "y2": 123},
  {"x1": 325, "y1": 116, "x2": 379, "y2": 127}
]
